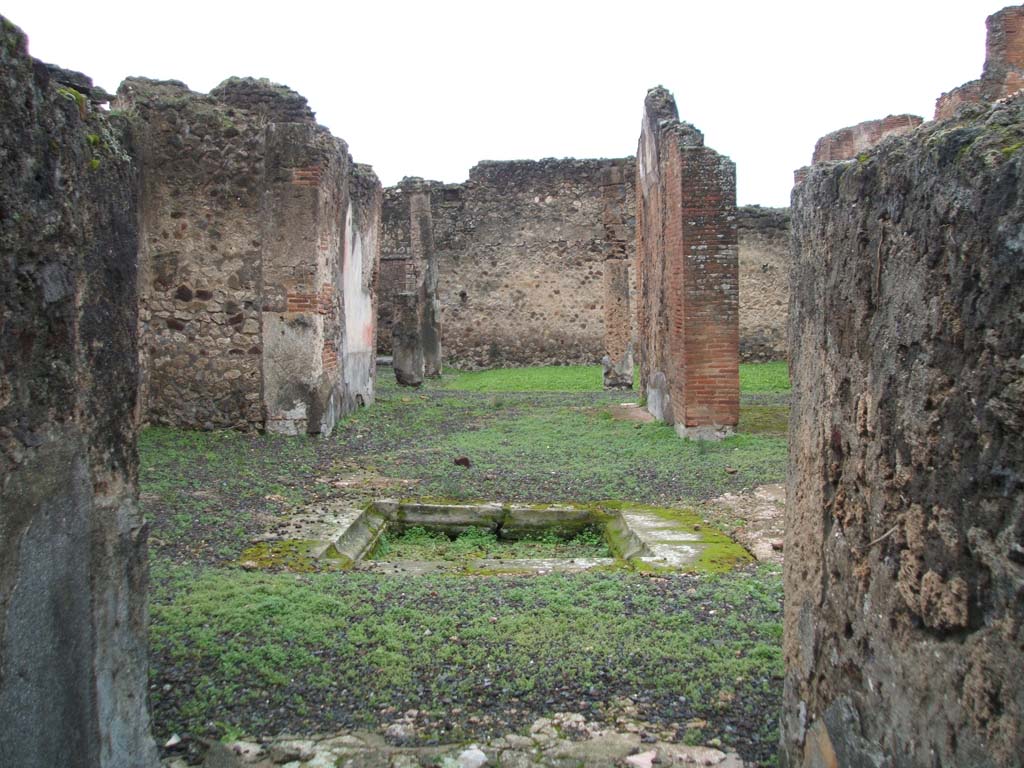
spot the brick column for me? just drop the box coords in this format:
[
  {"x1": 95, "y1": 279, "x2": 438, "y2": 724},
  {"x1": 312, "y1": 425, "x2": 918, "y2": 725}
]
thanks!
[{"x1": 636, "y1": 86, "x2": 739, "y2": 438}]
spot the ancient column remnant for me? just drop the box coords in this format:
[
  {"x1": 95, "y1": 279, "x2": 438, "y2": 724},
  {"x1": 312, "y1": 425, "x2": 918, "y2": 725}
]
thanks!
[
  {"x1": 0, "y1": 17, "x2": 157, "y2": 767},
  {"x1": 936, "y1": 4, "x2": 1024, "y2": 120},
  {"x1": 117, "y1": 77, "x2": 381, "y2": 434},
  {"x1": 380, "y1": 177, "x2": 441, "y2": 385},
  {"x1": 635, "y1": 86, "x2": 739, "y2": 438},
  {"x1": 783, "y1": 94, "x2": 1024, "y2": 768},
  {"x1": 600, "y1": 164, "x2": 634, "y2": 389}
]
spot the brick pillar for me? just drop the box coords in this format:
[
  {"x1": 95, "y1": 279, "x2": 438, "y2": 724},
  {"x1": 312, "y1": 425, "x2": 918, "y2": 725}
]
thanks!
[{"x1": 636, "y1": 86, "x2": 739, "y2": 438}]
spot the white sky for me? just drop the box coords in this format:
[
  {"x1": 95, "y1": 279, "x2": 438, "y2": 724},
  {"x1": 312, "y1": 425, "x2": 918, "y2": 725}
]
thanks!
[{"x1": 3, "y1": 1, "x2": 1005, "y2": 206}]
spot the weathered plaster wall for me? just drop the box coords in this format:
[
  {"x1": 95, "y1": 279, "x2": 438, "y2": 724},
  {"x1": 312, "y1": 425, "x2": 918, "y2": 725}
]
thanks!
[
  {"x1": 118, "y1": 78, "x2": 381, "y2": 434},
  {"x1": 783, "y1": 92, "x2": 1024, "y2": 768},
  {"x1": 636, "y1": 86, "x2": 739, "y2": 436},
  {"x1": 342, "y1": 165, "x2": 381, "y2": 406},
  {"x1": 936, "y1": 5, "x2": 1024, "y2": 121},
  {"x1": 0, "y1": 18, "x2": 156, "y2": 767}
]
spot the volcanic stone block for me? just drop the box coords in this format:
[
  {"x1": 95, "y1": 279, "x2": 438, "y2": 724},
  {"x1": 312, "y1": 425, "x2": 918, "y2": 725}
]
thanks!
[
  {"x1": 0, "y1": 16, "x2": 157, "y2": 767},
  {"x1": 635, "y1": 86, "x2": 739, "y2": 438},
  {"x1": 783, "y1": 91, "x2": 1024, "y2": 767}
]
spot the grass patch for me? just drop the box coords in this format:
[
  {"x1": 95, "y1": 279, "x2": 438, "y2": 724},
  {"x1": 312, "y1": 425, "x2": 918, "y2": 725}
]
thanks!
[
  {"x1": 370, "y1": 525, "x2": 611, "y2": 561},
  {"x1": 738, "y1": 361, "x2": 790, "y2": 393},
  {"x1": 149, "y1": 564, "x2": 783, "y2": 759},
  {"x1": 438, "y1": 365, "x2": 606, "y2": 392}
]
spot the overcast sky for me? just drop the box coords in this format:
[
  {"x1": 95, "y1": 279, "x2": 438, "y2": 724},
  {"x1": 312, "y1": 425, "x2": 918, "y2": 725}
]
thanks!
[{"x1": 3, "y1": 1, "x2": 1006, "y2": 206}]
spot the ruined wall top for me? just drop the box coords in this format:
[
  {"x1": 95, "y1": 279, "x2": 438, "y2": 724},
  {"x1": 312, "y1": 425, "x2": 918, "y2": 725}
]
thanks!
[
  {"x1": 982, "y1": 5, "x2": 1024, "y2": 83},
  {"x1": 935, "y1": 4, "x2": 1024, "y2": 120},
  {"x1": 467, "y1": 157, "x2": 635, "y2": 189},
  {"x1": 811, "y1": 114, "x2": 923, "y2": 164},
  {"x1": 209, "y1": 77, "x2": 316, "y2": 123},
  {"x1": 116, "y1": 75, "x2": 316, "y2": 126}
]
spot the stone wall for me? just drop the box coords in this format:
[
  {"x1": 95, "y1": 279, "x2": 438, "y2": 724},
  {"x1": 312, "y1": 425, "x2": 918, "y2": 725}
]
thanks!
[
  {"x1": 783, "y1": 93, "x2": 1024, "y2": 767},
  {"x1": 936, "y1": 5, "x2": 1024, "y2": 120},
  {"x1": 0, "y1": 17, "x2": 157, "y2": 767},
  {"x1": 636, "y1": 86, "x2": 739, "y2": 437},
  {"x1": 117, "y1": 78, "x2": 381, "y2": 434},
  {"x1": 379, "y1": 158, "x2": 638, "y2": 373}
]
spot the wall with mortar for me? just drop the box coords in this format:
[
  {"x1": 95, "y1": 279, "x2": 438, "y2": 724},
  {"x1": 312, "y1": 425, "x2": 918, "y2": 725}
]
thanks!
[
  {"x1": 0, "y1": 17, "x2": 157, "y2": 767},
  {"x1": 117, "y1": 78, "x2": 381, "y2": 434},
  {"x1": 636, "y1": 86, "x2": 739, "y2": 436},
  {"x1": 783, "y1": 92, "x2": 1024, "y2": 767}
]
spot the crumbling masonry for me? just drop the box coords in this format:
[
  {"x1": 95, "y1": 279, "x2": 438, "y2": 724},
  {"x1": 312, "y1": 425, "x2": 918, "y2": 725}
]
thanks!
[
  {"x1": 782, "y1": 9, "x2": 1024, "y2": 766},
  {"x1": 117, "y1": 77, "x2": 381, "y2": 434},
  {"x1": 636, "y1": 86, "x2": 739, "y2": 437},
  {"x1": 0, "y1": 18, "x2": 157, "y2": 767}
]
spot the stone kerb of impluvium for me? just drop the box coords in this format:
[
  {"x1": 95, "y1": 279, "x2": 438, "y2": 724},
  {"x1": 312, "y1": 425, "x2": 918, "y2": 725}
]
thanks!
[
  {"x1": 389, "y1": 177, "x2": 441, "y2": 387},
  {"x1": 635, "y1": 86, "x2": 739, "y2": 439}
]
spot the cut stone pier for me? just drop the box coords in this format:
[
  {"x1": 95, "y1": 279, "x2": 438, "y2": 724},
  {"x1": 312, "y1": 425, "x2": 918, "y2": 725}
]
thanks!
[
  {"x1": 381, "y1": 178, "x2": 442, "y2": 385},
  {"x1": 636, "y1": 86, "x2": 739, "y2": 438}
]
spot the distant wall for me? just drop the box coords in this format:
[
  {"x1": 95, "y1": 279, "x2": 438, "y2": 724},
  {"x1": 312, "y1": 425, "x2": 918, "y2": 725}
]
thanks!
[
  {"x1": 0, "y1": 17, "x2": 157, "y2": 767},
  {"x1": 379, "y1": 163, "x2": 791, "y2": 369},
  {"x1": 380, "y1": 158, "x2": 638, "y2": 370},
  {"x1": 738, "y1": 206, "x2": 791, "y2": 362}
]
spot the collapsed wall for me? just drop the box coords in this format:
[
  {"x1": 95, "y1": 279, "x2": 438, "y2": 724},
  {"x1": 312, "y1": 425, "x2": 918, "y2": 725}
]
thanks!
[
  {"x1": 936, "y1": 5, "x2": 1024, "y2": 120},
  {"x1": 379, "y1": 158, "x2": 638, "y2": 375},
  {"x1": 117, "y1": 77, "x2": 380, "y2": 434},
  {"x1": 783, "y1": 94, "x2": 1024, "y2": 767},
  {"x1": 635, "y1": 86, "x2": 739, "y2": 437},
  {"x1": 0, "y1": 17, "x2": 157, "y2": 767}
]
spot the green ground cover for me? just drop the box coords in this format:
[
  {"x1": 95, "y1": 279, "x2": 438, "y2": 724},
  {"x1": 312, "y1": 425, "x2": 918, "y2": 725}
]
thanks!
[{"x1": 142, "y1": 362, "x2": 790, "y2": 765}]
